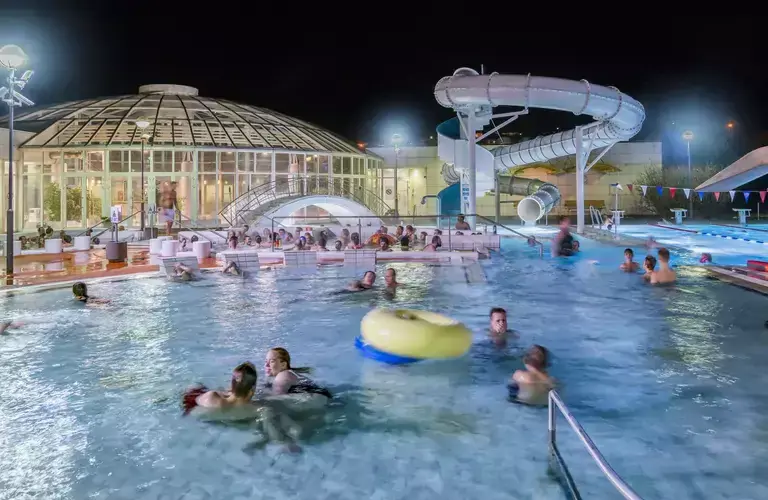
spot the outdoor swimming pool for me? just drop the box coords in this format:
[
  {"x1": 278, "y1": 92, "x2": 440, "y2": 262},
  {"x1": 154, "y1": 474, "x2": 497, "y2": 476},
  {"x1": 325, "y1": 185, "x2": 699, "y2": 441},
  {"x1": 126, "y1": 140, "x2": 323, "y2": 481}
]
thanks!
[{"x1": 1, "y1": 238, "x2": 767, "y2": 499}]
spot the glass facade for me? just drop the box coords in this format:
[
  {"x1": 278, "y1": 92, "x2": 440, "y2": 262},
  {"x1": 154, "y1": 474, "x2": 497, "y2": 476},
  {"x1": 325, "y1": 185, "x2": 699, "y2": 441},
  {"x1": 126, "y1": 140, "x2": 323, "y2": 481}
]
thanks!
[
  {"x1": 1, "y1": 149, "x2": 382, "y2": 230},
  {"x1": 0, "y1": 86, "x2": 385, "y2": 231}
]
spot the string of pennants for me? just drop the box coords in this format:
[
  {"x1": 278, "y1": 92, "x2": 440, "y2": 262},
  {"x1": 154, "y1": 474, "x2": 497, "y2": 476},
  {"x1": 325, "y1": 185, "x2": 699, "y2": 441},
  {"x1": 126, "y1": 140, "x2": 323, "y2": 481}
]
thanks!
[{"x1": 626, "y1": 184, "x2": 767, "y2": 203}]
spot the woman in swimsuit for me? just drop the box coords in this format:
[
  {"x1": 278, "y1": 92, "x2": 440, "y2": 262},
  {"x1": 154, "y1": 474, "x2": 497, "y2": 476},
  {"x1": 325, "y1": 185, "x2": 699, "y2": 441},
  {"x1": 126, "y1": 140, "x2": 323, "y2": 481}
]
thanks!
[{"x1": 264, "y1": 347, "x2": 332, "y2": 407}]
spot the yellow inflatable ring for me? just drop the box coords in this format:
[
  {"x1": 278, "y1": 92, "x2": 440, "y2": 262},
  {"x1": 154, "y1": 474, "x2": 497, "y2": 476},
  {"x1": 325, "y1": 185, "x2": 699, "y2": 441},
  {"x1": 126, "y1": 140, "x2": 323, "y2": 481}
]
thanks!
[{"x1": 361, "y1": 308, "x2": 472, "y2": 359}]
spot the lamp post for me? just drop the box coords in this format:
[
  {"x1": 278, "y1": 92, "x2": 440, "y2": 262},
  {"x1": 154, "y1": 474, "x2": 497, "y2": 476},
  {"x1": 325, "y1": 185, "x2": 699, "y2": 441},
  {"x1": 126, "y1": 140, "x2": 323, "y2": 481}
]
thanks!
[
  {"x1": 0, "y1": 44, "x2": 33, "y2": 282},
  {"x1": 391, "y1": 133, "x2": 402, "y2": 218},
  {"x1": 682, "y1": 131, "x2": 694, "y2": 218},
  {"x1": 135, "y1": 120, "x2": 151, "y2": 233}
]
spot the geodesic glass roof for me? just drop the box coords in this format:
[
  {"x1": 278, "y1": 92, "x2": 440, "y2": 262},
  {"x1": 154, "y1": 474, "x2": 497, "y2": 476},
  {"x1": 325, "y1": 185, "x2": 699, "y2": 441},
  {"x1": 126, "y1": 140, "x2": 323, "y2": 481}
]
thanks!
[{"x1": 3, "y1": 84, "x2": 362, "y2": 154}]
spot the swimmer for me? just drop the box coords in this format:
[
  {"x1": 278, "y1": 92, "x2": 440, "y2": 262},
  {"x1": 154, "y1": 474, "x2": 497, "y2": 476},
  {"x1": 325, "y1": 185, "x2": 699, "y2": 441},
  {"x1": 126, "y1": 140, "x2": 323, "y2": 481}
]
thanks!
[
  {"x1": 264, "y1": 347, "x2": 332, "y2": 401},
  {"x1": 527, "y1": 237, "x2": 536, "y2": 247},
  {"x1": 700, "y1": 252, "x2": 712, "y2": 264},
  {"x1": 222, "y1": 261, "x2": 244, "y2": 277},
  {"x1": 347, "y1": 232, "x2": 363, "y2": 250},
  {"x1": 172, "y1": 263, "x2": 195, "y2": 281},
  {"x1": 73, "y1": 282, "x2": 110, "y2": 305},
  {"x1": 384, "y1": 268, "x2": 400, "y2": 288},
  {"x1": 508, "y1": 345, "x2": 554, "y2": 406},
  {"x1": 650, "y1": 247, "x2": 676, "y2": 285},
  {"x1": 619, "y1": 248, "x2": 639, "y2": 272},
  {"x1": 334, "y1": 240, "x2": 343, "y2": 251},
  {"x1": 1, "y1": 321, "x2": 23, "y2": 335},
  {"x1": 346, "y1": 271, "x2": 376, "y2": 292},
  {"x1": 642, "y1": 255, "x2": 657, "y2": 281},
  {"x1": 378, "y1": 238, "x2": 392, "y2": 252},
  {"x1": 489, "y1": 307, "x2": 517, "y2": 347},
  {"x1": 422, "y1": 235, "x2": 442, "y2": 252},
  {"x1": 552, "y1": 216, "x2": 576, "y2": 257}
]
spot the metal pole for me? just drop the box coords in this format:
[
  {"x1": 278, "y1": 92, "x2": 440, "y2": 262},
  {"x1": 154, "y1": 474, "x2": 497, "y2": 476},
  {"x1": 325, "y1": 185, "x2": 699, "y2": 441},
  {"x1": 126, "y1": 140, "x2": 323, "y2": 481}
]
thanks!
[
  {"x1": 393, "y1": 148, "x2": 399, "y2": 219},
  {"x1": 467, "y1": 113, "x2": 477, "y2": 231},
  {"x1": 687, "y1": 140, "x2": 693, "y2": 218},
  {"x1": 548, "y1": 391, "x2": 556, "y2": 449},
  {"x1": 575, "y1": 127, "x2": 586, "y2": 234},
  {"x1": 494, "y1": 172, "x2": 501, "y2": 226},
  {"x1": 140, "y1": 139, "x2": 145, "y2": 232},
  {"x1": 5, "y1": 69, "x2": 15, "y2": 281}
]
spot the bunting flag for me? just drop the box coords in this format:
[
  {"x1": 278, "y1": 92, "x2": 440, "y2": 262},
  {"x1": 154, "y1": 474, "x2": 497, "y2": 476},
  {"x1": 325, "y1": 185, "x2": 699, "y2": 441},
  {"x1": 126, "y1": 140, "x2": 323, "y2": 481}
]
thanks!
[
  {"x1": 714, "y1": 192, "x2": 721, "y2": 201},
  {"x1": 656, "y1": 185, "x2": 663, "y2": 196},
  {"x1": 627, "y1": 184, "x2": 633, "y2": 193},
  {"x1": 744, "y1": 191, "x2": 751, "y2": 202},
  {"x1": 729, "y1": 190, "x2": 736, "y2": 202},
  {"x1": 761, "y1": 191, "x2": 767, "y2": 203},
  {"x1": 640, "y1": 185, "x2": 648, "y2": 196},
  {"x1": 697, "y1": 191, "x2": 704, "y2": 201},
  {"x1": 683, "y1": 188, "x2": 691, "y2": 199},
  {"x1": 669, "y1": 187, "x2": 677, "y2": 198}
]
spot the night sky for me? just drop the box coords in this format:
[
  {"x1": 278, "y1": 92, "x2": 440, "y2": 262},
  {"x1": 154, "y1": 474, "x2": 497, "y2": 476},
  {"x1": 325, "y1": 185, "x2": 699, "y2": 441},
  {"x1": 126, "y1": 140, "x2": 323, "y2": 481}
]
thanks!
[{"x1": 1, "y1": 7, "x2": 764, "y2": 167}]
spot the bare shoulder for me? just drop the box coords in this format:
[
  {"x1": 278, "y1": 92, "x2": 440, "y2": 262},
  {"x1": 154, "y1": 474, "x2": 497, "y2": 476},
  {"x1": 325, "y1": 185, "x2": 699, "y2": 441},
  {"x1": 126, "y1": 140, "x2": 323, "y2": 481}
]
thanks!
[{"x1": 197, "y1": 390, "x2": 224, "y2": 408}]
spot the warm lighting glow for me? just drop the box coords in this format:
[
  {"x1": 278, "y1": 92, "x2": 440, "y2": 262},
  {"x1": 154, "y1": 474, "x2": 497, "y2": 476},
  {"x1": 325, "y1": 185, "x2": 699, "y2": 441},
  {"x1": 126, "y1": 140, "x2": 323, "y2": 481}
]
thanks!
[
  {"x1": 726, "y1": 122, "x2": 734, "y2": 129},
  {"x1": 0, "y1": 44, "x2": 27, "y2": 69},
  {"x1": 412, "y1": 170, "x2": 420, "y2": 178},
  {"x1": 682, "y1": 130, "x2": 694, "y2": 141}
]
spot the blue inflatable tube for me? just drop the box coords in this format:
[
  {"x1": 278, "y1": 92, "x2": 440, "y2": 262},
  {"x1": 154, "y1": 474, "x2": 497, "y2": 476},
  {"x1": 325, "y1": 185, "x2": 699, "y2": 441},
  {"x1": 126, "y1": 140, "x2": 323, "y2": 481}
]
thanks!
[{"x1": 354, "y1": 336, "x2": 422, "y2": 365}]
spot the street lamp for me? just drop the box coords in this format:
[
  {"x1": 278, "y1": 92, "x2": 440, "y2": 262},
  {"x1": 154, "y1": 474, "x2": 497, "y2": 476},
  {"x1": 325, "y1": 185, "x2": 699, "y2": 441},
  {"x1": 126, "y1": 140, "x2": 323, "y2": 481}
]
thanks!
[
  {"x1": 391, "y1": 133, "x2": 402, "y2": 218},
  {"x1": 682, "y1": 131, "x2": 694, "y2": 217},
  {"x1": 135, "y1": 120, "x2": 151, "y2": 234},
  {"x1": 0, "y1": 44, "x2": 33, "y2": 282}
]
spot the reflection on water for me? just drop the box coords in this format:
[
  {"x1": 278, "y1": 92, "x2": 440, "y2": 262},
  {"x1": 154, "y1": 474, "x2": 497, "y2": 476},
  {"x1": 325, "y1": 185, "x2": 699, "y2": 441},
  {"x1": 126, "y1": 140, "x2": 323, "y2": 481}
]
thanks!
[{"x1": 1, "y1": 239, "x2": 768, "y2": 499}]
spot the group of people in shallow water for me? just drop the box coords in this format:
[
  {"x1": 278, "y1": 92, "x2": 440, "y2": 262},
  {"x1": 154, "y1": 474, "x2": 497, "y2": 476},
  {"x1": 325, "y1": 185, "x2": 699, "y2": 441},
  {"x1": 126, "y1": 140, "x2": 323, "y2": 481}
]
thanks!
[{"x1": 551, "y1": 215, "x2": 678, "y2": 284}]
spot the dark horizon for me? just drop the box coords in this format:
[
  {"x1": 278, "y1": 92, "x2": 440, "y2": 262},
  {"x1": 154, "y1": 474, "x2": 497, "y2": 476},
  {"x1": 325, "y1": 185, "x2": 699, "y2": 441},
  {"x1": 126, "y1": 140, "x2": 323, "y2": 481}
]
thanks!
[{"x1": 1, "y1": 9, "x2": 764, "y2": 167}]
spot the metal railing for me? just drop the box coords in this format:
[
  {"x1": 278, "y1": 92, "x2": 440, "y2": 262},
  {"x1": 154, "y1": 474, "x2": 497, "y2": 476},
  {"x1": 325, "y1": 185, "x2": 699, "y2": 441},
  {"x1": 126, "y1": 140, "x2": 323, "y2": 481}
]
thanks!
[
  {"x1": 548, "y1": 390, "x2": 642, "y2": 500},
  {"x1": 474, "y1": 214, "x2": 545, "y2": 257},
  {"x1": 589, "y1": 206, "x2": 603, "y2": 229},
  {"x1": 219, "y1": 178, "x2": 393, "y2": 227}
]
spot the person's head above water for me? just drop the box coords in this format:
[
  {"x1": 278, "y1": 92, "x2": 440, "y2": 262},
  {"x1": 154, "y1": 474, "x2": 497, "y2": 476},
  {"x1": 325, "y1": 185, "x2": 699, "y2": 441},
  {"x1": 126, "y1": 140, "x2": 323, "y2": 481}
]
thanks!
[
  {"x1": 334, "y1": 240, "x2": 343, "y2": 251},
  {"x1": 644, "y1": 255, "x2": 657, "y2": 270},
  {"x1": 362, "y1": 271, "x2": 376, "y2": 286},
  {"x1": 490, "y1": 307, "x2": 507, "y2": 333},
  {"x1": 431, "y1": 235, "x2": 442, "y2": 248},
  {"x1": 265, "y1": 347, "x2": 311, "y2": 377},
  {"x1": 657, "y1": 247, "x2": 670, "y2": 264},
  {"x1": 700, "y1": 252, "x2": 712, "y2": 263},
  {"x1": 558, "y1": 215, "x2": 570, "y2": 230},
  {"x1": 351, "y1": 232, "x2": 360, "y2": 245},
  {"x1": 230, "y1": 361, "x2": 258, "y2": 399},
  {"x1": 379, "y1": 239, "x2": 389, "y2": 250},
  {"x1": 624, "y1": 248, "x2": 634, "y2": 260},
  {"x1": 73, "y1": 282, "x2": 88, "y2": 298},
  {"x1": 523, "y1": 345, "x2": 549, "y2": 372},
  {"x1": 385, "y1": 268, "x2": 397, "y2": 286}
]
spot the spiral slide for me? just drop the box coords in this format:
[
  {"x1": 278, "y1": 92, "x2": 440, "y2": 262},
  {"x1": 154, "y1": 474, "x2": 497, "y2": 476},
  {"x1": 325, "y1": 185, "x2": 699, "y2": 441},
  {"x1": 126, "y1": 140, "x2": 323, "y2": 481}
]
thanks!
[{"x1": 434, "y1": 68, "x2": 646, "y2": 223}]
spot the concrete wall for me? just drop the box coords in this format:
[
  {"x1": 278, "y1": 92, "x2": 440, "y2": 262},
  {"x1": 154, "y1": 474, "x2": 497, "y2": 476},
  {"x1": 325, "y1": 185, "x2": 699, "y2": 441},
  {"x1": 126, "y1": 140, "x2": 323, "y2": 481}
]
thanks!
[{"x1": 369, "y1": 141, "x2": 662, "y2": 218}]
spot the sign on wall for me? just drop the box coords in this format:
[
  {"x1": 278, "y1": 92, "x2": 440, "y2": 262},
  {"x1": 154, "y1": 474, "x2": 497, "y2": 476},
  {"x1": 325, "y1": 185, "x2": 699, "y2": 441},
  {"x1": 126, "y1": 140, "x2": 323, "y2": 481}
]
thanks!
[
  {"x1": 460, "y1": 170, "x2": 471, "y2": 213},
  {"x1": 110, "y1": 205, "x2": 123, "y2": 224}
]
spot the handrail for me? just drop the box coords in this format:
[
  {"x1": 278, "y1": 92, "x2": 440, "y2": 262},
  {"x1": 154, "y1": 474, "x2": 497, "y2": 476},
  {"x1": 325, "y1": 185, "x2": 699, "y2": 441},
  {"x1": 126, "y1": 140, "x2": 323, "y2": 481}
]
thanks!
[
  {"x1": 548, "y1": 390, "x2": 642, "y2": 500},
  {"x1": 474, "y1": 214, "x2": 545, "y2": 257},
  {"x1": 175, "y1": 212, "x2": 219, "y2": 245},
  {"x1": 91, "y1": 210, "x2": 142, "y2": 241},
  {"x1": 219, "y1": 177, "x2": 393, "y2": 227}
]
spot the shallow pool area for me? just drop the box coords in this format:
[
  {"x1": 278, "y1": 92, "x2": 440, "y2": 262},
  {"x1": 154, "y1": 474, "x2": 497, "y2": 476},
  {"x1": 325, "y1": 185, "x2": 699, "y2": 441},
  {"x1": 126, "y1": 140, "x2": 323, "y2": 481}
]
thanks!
[{"x1": 2, "y1": 237, "x2": 768, "y2": 499}]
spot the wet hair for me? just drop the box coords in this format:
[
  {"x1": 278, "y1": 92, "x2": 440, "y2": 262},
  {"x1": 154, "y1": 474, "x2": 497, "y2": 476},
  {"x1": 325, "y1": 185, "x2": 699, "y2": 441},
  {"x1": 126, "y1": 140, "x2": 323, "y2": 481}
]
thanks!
[
  {"x1": 558, "y1": 215, "x2": 569, "y2": 224},
  {"x1": 523, "y1": 345, "x2": 549, "y2": 371},
  {"x1": 657, "y1": 247, "x2": 670, "y2": 262},
  {"x1": 342, "y1": 228, "x2": 350, "y2": 237},
  {"x1": 73, "y1": 282, "x2": 88, "y2": 297},
  {"x1": 269, "y1": 347, "x2": 312, "y2": 374},
  {"x1": 318, "y1": 237, "x2": 327, "y2": 249},
  {"x1": 255, "y1": 235, "x2": 262, "y2": 244},
  {"x1": 231, "y1": 362, "x2": 258, "y2": 398},
  {"x1": 405, "y1": 225, "x2": 414, "y2": 233},
  {"x1": 490, "y1": 307, "x2": 506, "y2": 318},
  {"x1": 624, "y1": 248, "x2": 634, "y2": 257},
  {"x1": 190, "y1": 235, "x2": 198, "y2": 243},
  {"x1": 351, "y1": 232, "x2": 360, "y2": 244},
  {"x1": 363, "y1": 270, "x2": 376, "y2": 283},
  {"x1": 431, "y1": 235, "x2": 442, "y2": 248},
  {"x1": 644, "y1": 255, "x2": 657, "y2": 269},
  {"x1": 334, "y1": 240, "x2": 343, "y2": 251}
]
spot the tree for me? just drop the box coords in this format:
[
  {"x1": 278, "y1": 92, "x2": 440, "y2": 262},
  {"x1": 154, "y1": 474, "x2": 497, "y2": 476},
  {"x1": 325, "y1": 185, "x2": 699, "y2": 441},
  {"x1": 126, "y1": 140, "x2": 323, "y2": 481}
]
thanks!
[
  {"x1": 42, "y1": 181, "x2": 101, "y2": 224},
  {"x1": 634, "y1": 164, "x2": 734, "y2": 219}
]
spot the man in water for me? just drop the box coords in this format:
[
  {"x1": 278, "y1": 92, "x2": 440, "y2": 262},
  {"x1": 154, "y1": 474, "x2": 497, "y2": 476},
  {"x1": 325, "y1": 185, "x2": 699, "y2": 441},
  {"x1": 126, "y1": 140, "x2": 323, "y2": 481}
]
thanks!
[
  {"x1": 650, "y1": 247, "x2": 676, "y2": 284},
  {"x1": 508, "y1": 345, "x2": 554, "y2": 405},
  {"x1": 384, "y1": 268, "x2": 400, "y2": 289},
  {"x1": 552, "y1": 216, "x2": 575, "y2": 257},
  {"x1": 159, "y1": 181, "x2": 178, "y2": 236},
  {"x1": 619, "y1": 248, "x2": 639, "y2": 272},
  {"x1": 489, "y1": 307, "x2": 517, "y2": 347},
  {"x1": 455, "y1": 214, "x2": 471, "y2": 231}
]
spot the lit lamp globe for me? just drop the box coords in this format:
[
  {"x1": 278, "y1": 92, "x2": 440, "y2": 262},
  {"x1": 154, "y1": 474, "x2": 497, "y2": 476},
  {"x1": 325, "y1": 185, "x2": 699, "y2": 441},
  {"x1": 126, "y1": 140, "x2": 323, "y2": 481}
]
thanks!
[
  {"x1": 682, "y1": 131, "x2": 694, "y2": 141},
  {"x1": 0, "y1": 44, "x2": 27, "y2": 69},
  {"x1": 135, "y1": 119, "x2": 150, "y2": 130}
]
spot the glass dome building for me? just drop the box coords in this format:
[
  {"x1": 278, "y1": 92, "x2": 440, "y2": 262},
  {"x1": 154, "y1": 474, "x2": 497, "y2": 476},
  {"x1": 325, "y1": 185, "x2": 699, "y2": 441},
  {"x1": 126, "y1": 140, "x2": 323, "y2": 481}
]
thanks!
[{"x1": 0, "y1": 84, "x2": 383, "y2": 231}]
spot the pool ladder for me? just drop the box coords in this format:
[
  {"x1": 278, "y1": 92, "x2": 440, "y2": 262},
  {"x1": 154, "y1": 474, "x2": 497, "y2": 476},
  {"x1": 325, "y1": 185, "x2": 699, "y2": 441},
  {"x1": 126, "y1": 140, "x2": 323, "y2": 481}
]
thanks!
[
  {"x1": 548, "y1": 390, "x2": 643, "y2": 500},
  {"x1": 588, "y1": 206, "x2": 603, "y2": 229}
]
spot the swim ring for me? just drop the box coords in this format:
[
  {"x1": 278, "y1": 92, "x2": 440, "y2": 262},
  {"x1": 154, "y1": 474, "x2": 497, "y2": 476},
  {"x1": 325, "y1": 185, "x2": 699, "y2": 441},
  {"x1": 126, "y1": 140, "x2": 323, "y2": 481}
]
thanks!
[
  {"x1": 355, "y1": 335, "x2": 421, "y2": 365},
  {"x1": 360, "y1": 308, "x2": 472, "y2": 361},
  {"x1": 366, "y1": 233, "x2": 397, "y2": 246}
]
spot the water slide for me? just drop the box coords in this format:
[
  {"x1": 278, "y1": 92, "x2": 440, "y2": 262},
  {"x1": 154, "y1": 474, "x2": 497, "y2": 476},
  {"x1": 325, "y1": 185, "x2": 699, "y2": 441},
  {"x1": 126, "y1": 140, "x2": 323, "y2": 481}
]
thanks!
[{"x1": 434, "y1": 68, "x2": 646, "y2": 222}]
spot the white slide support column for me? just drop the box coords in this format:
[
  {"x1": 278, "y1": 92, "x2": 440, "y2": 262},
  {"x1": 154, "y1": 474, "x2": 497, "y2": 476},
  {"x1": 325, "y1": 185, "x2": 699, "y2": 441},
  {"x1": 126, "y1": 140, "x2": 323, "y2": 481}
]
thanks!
[
  {"x1": 466, "y1": 112, "x2": 477, "y2": 230},
  {"x1": 575, "y1": 127, "x2": 587, "y2": 233}
]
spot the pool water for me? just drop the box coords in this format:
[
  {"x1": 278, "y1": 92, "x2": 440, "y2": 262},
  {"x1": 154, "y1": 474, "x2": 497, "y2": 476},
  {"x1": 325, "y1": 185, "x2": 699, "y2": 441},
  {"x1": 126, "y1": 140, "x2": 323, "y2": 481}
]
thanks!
[{"x1": 2, "y1": 238, "x2": 768, "y2": 499}]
